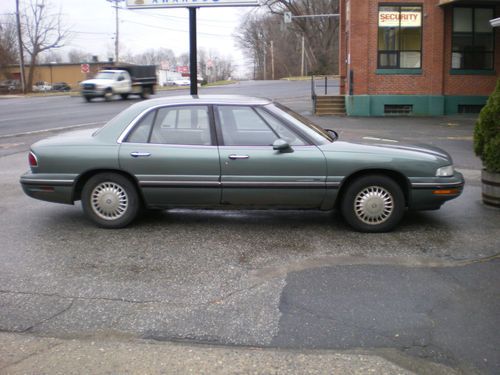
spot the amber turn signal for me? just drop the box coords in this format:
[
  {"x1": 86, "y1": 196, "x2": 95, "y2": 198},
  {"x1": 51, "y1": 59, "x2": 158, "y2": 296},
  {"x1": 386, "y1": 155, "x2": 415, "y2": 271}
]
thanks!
[{"x1": 432, "y1": 189, "x2": 460, "y2": 195}]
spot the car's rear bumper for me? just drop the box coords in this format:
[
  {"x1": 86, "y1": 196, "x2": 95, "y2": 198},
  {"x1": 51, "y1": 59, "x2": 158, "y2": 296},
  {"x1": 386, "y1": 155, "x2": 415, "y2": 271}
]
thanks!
[
  {"x1": 20, "y1": 173, "x2": 76, "y2": 204},
  {"x1": 408, "y1": 171, "x2": 465, "y2": 210}
]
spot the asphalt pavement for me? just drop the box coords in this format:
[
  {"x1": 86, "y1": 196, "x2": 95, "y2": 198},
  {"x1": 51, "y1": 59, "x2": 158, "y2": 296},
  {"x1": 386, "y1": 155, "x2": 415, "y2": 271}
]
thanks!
[{"x1": 0, "y1": 82, "x2": 499, "y2": 374}]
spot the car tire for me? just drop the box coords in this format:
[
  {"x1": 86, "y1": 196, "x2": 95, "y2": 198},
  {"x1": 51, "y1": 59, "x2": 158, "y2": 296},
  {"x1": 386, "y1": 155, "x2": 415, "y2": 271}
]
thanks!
[
  {"x1": 104, "y1": 88, "x2": 113, "y2": 101},
  {"x1": 140, "y1": 87, "x2": 151, "y2": 99},
  {"x1": 84, "y1": 96, "x2": 92, "y2": 102},
  {"x1": 340, "y1": 175, "x2": 405, "y2": 233},
  {"x1": 81, "y1": 173, "x2": 140, "y2": 229},
  {"x1": 120, "y1": 93, "x2": 129, "y2": 100}
]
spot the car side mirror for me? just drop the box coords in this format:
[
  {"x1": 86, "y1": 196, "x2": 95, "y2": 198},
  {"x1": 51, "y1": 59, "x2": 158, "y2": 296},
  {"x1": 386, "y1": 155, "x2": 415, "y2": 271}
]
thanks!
[{"x1": 273, "y1": 139, "x2": 293, "y2": 153}]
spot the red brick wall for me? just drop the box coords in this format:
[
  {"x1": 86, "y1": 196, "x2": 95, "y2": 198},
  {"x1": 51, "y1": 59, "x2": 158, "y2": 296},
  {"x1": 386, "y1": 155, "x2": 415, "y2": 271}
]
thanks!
[
  {"x1": 346, "y1": 0, "x2": 371, "y2": 95},
  {"x1": 443, "y1": 5, "x2": 500, "y2": 96},
  {"x1": 342, "y1": 0, "x2": 499, "y2": 97}
]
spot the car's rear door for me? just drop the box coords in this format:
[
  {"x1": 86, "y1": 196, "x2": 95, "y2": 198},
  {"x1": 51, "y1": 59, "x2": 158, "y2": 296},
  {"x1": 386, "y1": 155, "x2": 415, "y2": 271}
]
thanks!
[
  {"x1": 215, "y1": 105, "x2": 327, "y2": 208},
  {"x1": 119, "y1": 105, "x2": 221, "y2": 207}
]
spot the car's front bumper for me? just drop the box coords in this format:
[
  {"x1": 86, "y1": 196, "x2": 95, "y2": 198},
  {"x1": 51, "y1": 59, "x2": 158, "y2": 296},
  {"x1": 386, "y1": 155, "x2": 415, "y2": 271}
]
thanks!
[
  {"x1": 408, "y1": 171, "x2": 465, "y2": 210},
  {"x1": 20, "y1": 172, "x2": 76, "y2": 204},
  {"x1": 81, "y1": 89, "x2": 106, "y2": 97}
]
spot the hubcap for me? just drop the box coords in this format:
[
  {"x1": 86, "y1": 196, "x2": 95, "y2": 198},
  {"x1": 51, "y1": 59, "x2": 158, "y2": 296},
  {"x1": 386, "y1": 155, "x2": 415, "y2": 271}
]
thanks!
[
  {"x1": 90, "y1": 182, "x2": 128, "y2": 221},
  {"x1": 354, "y1": 185, "x2": 394, "y2": 225}
]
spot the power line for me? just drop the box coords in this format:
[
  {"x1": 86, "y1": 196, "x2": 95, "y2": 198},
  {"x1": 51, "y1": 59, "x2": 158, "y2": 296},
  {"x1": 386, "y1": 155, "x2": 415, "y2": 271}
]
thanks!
[
  {"x1": 122, "y1": 19, "x2": 234, "y2": 38},
  {"x1": 122, "y1": 7, "x2": 239, "y2": 26}
]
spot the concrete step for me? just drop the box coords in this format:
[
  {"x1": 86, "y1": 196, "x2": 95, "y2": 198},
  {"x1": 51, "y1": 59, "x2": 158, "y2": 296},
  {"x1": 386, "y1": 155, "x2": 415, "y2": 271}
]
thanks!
[{"x1": 315, "y1": 95, "x2": 346, "y2": 116}]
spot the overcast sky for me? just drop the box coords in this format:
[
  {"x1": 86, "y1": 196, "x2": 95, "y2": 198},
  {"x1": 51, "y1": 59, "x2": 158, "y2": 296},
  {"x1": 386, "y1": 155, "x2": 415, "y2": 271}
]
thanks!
[{"x1": 0, "y1": 0, "x2": 259, "y2": 75}]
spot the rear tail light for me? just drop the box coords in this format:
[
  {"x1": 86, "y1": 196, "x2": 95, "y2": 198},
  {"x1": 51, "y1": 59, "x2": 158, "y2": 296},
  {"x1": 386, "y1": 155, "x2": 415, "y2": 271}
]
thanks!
[{"x1": 28, "y1": 152, "x2": 38, "y2": 167}]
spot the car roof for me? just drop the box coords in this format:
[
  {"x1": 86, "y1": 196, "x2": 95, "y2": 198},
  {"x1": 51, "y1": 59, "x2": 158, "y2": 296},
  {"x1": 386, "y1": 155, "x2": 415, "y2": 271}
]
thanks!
[
  {"x1": 94, "y1": 95, "x2": 275, "y2": 141},
  {"x1": 140, "y1": 95, "x2": 273, "y2": 107}
]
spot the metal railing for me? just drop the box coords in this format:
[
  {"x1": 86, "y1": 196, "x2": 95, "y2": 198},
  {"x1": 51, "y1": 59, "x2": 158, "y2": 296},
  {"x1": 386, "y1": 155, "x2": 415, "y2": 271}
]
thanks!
[
  {"x1": 311, "y1": 75, "x2": 340, "y2": 97},
  {"x1": 311, "y1": 75, "x2": 341, "y2": 112}
]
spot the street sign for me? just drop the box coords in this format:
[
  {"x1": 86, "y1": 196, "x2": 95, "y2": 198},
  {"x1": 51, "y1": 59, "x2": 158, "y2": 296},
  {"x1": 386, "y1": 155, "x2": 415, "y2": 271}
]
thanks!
[
  {"x1": 126, "y1": 0, "x2": 260, "y2": 9},
  {"x1": 80, "y1": 64, "x2": 90, "y2": 74},
  {"x1": 284, "y1": 12, "x2": 292, "y2": 23}
]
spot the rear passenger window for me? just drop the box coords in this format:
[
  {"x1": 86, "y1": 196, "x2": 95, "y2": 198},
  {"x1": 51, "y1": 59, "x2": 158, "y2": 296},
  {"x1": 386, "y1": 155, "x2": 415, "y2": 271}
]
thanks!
[
  {"x1": 126, "y1": 110, "x2": 156, "y2": 143},
  {"x1": 151, "y1": 106, "x2": 211, "y2": 145},
  {"x1": 126, "y1": 106, "x2": 212, "y2": 145}
]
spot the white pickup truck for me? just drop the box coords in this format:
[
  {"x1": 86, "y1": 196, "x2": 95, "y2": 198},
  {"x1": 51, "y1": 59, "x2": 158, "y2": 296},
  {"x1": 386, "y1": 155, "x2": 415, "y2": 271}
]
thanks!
[{"x1": 80, "y1": 65, "x2": 157, "y2": 102}]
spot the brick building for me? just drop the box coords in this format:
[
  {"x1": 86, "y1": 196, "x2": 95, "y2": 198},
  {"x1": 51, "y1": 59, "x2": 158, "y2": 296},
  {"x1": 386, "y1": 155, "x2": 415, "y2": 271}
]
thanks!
[{"x1": 339, "y1": 0, "x2": 500, "y2": 115}]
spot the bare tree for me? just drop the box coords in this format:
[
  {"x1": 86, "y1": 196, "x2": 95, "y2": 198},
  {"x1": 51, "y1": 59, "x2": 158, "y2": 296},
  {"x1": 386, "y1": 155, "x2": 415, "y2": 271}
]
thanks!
[
  {"x1": 237, "y1": 0, "x2": 339, "y2": 79},
  {"x1": 0, "y1": 16, "x2": 19, "y2": 77},
  {"x1": 199, "y1": 49, "x2": 234, "y2": 82},
  {"x1": 39, "y1": 49, "x2": 63, "y2": 64},
  {"x1": 21, "y1": 0, "x2": 70, "y2": 90},
  {"x1": 128, "y1": 48, "x2": 176, "y2": 68},
  {"x1": 265, "y1": 0, "x2": 339, "y2": 74},
  {"x1": 67, "y1": 49, "x2": 93, "y2": 64}
]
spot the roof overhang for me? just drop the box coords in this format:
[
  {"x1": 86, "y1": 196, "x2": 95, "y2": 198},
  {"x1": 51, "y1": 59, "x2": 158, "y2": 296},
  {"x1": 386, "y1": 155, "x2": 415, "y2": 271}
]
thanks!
[
  {"x1": 439, "y1": 0, "x2": 500, "y2": 6},
  {"x1": 439, "y1": 0, "x2": 461, "y2": 5}
]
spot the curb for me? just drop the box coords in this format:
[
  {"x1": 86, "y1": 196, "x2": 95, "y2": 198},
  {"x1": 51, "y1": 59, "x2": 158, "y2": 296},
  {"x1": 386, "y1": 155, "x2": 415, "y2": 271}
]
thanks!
[{"x1": 0, "y1": 332, "x2": 457, "y2": 375}]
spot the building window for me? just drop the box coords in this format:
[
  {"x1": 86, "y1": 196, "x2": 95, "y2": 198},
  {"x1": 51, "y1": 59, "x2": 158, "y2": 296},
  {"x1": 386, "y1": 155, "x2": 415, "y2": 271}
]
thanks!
[
  {"x1": 378, "y1": 5, "x2": 423, "y2": 69},
  {"x1": 452, "y1": 7, "x2": 495, "y2": 70}
]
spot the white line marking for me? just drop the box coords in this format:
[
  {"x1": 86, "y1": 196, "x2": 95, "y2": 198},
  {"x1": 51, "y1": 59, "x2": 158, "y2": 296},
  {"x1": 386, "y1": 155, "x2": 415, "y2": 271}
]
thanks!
[{"x1": 0, "y1": 122, "x2": 104, "y2": 139}]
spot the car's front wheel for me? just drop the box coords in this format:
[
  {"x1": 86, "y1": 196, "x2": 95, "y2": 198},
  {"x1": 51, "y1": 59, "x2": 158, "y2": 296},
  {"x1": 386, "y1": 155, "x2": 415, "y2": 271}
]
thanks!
[
  {"x1": 81, "y1": 173, "x2": 140, "y2": 228},
  {"x1": 340, "y1": 175, "x2": 405, "y2": 233},
  {"x1": 104, "y1": 88, "x2": 113, "y2": 101}
]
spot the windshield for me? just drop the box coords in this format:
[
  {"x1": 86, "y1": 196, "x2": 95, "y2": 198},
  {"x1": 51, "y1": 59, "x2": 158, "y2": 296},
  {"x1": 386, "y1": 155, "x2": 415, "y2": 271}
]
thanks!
[
  {"x1": 266, "y1": 103, "x2": 335, "y2": 144},
  {"x1": 95, "y1": 71, "x2": 117, "y2": 80}
]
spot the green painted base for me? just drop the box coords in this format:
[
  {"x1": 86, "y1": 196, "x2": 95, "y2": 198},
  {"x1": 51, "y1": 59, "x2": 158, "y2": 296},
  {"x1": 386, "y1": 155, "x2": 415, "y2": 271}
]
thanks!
[{"x1": 345, "y1": 95, "x2": 489, "y2": 116}]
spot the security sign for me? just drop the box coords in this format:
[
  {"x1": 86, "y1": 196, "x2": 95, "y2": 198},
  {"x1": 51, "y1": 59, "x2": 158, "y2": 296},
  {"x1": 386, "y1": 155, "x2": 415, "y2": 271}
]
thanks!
[
  {"x1": 378, "y1": 11, "x2": 421, "y2": 27},
  {"x1": 126, "y1": 0, "x2": 260, "y2": 9}
]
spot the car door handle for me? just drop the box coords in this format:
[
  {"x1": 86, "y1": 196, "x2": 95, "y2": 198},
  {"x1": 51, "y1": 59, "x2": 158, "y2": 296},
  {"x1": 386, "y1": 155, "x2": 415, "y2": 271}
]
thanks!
[
  {"x1": 130, "y1": 152, "x2": 151, "y2": 158},
  {"x1": 228, "y1": 154, "x2": 250, "y2": 160}
]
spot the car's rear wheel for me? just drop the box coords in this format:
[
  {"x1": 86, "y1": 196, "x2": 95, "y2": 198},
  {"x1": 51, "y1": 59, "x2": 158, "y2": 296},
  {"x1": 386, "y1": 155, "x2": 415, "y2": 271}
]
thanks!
[
  {"x1": 340, "y1": 175, "x2": 405, "y2": 233},
  {"x1": 82, "y1": 173, "x2": 140, "y2": 228},
  {"x1": 140, "y1": 86, "x2": 151, "y2": 99}
]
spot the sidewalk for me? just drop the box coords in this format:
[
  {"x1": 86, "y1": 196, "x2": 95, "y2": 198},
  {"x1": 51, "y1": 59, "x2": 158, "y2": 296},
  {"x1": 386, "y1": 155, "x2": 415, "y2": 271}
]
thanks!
[{"x1": 0, "y1": 333, "x2": 458, "y2": 375}]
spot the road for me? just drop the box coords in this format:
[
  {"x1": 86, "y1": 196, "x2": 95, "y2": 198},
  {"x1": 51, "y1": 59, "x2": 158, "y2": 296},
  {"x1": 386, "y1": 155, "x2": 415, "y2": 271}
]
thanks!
[{"x1": 1, "y1": 80, "x2": 499, "y2": 374}]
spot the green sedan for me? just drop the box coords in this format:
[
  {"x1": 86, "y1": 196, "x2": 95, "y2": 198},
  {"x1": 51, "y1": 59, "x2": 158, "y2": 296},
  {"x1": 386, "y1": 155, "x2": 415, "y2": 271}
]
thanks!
[{"x1": 20, "y1": 95, "x2": 464, "y2": 232}]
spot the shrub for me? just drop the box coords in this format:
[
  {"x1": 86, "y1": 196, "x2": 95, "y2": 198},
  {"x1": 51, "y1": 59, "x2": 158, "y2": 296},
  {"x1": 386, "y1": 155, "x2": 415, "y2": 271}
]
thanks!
[{"x1": 474, "y1": 79, "x2": 500, "y2": 173}]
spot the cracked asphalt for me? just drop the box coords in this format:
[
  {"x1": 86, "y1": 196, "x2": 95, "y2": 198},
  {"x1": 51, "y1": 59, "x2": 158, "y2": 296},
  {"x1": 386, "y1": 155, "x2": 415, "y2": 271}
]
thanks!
[{"x1": 1, "y1": 82, "x2": 499, "y2": 374}]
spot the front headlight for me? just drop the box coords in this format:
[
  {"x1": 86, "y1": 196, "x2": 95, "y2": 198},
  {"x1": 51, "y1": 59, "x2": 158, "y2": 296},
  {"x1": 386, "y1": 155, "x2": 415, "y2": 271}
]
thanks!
[{"x1": 436, "y1": 165, "x2": 454, "y2": 177}]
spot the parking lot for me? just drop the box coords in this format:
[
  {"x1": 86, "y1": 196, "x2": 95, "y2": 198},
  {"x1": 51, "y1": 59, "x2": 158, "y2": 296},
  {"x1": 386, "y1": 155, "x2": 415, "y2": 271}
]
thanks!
[{"x1": 1, "y1": 81, "x2": 499, "y2": 374}]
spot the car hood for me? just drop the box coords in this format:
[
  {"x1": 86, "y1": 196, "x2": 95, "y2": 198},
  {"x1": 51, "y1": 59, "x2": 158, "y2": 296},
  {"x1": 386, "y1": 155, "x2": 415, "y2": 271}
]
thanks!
[
  {"x1": 81, "y1": 78, "x2": 115, "y2": 86},
  {"x1": 320, "y1": 138, "x2": 452, "y2": 164}
]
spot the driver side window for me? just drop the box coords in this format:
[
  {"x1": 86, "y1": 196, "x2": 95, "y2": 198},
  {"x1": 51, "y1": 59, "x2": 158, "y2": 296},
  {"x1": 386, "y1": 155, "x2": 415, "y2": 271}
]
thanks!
[{"x1": 216, "y1": 106, "x2": 305, "y2": 146}]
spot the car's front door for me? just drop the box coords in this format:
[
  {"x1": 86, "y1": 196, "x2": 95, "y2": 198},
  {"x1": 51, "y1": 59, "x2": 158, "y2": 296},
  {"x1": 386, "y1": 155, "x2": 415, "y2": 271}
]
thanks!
[
  {"x1": 119, "y1": 105, "x2": 221, "y2": 207},
  {"x1": 215, "y1": 105, "x2": 327, "y2": 207}
]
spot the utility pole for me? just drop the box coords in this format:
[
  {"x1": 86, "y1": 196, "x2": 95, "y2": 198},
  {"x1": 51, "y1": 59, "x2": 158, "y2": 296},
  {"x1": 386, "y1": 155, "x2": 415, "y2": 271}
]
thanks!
[
  {"x1": 15, "y1": 0, "x2": 26, "y2": 94},
  {"x1": 270, "y1": 40, "x2": 275, "y2": 80},
  {"x1": 301, "y1": 35, "x2": 305, "y2": 77},
  {"x1": 107, "y1": 0, "x2": 124, "y2": 63},
  {"x1": 263, "y1": 47, "x2": 267, "y2": 80}
]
